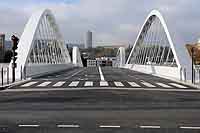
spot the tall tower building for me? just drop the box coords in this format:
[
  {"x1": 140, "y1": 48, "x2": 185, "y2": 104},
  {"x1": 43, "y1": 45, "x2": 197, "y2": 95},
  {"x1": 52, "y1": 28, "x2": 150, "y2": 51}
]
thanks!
[
  {"x1": 0, "y1": 34, "x2": 5, "y2": 63},
  {"x1": 85, "y1": 30, "x2": 92, "y2": 49}
]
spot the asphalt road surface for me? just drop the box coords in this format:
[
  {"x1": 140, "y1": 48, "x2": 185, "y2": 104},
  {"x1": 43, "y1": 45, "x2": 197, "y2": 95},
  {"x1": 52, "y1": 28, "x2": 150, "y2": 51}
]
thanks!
[{"x1": 0, "y1": 67, "x2": 200, "y2": 133}]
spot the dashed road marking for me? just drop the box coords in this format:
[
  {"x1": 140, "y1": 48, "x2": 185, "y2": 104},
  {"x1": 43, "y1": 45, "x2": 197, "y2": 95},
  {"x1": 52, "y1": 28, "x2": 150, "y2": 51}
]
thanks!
[
  {"x1": 21, "y1": 82, "x2": 38, "y2": 87},
  {"x1": 18, "y1": 125, "x2": 40, "y2": 127},
  {"x1": 156, "y1": 83, "x2": 172, "y2": 88},
  {"x1": 180, "y1": 126, "x2": 200, "y2": 129},
  {"x1": 84, "y1": 81, "x2": 93, "y2": 87},
  {"x1": 68, "y1": 81, "x2": 79, "y2": 87},
  {"x1": 99, "y1": 125, "x2": 121, "y2": 128},
  {"x1": 128, "y1": 82, "x2": 140, "y2": 87},
  {"x1": 140, "y1": 125, "x2": 160, "y2": 129},
  {"x1": 53, "y1": 81, "x2": 66, "y2": 87},
  {"x1": 57, "y1": 125, "x2": 80, "y2": 128},
  {"x1": 37, "y1": 82, "x2": 51, "y2": 87},
  {"x1": 114, "y1": 82, "x2": 124, "y2": 87},
  {"x1": 169, "y1": 83, "x2": 188, "y2": 88},
  {"x1": 100, "y1": 81, "x2": 109, "y2": 86}
]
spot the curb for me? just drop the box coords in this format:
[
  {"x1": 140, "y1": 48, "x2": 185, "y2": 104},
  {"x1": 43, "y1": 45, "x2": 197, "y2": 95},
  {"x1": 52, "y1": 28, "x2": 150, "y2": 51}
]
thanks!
[
  {"x1": 151, "y1": 73, "x2": 200, "y2": 90},
  {"x1": 124, "y1": 67, "x2": 200, "y2": 89},
  {"x1": 0, "y1": 79, "x2": 31, "y2": 90}
]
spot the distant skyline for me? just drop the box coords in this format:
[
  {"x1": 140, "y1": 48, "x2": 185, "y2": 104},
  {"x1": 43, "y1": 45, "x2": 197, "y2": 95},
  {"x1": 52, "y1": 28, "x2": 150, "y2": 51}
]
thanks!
[{"x1": 0, "y1": 0, "x2": 200, "y2": 46}]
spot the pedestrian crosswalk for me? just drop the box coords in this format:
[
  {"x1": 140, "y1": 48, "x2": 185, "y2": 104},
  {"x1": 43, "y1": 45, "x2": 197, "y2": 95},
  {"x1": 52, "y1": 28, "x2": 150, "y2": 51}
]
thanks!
[
  {"x1": 84, "y1": 81, "x2": 93, "y2": 87},
  {"x1": 114, "y1": 82, "x2": 124, "y2": 87},
  {"x1": 53, "y1": 81, "x2": 66, "y2": 87},
  {"x1": 141, "y1": 81, "x2": 156, "y2": 88},
  {"x1": 37, "y1": 82, "x2": 51, "y2": 87},
  {"x1": 100, "y1": 81, "x2": 109, "y2": 86},
  {"x1": 68, "y1": 81, "x2": 79, "y2": 87},
  {"x1": 19, "y1": 80, "x2": 190, "y2": 89},
  {"x1": 21, "y1": 81, "x2": 38, "y2": 87}
]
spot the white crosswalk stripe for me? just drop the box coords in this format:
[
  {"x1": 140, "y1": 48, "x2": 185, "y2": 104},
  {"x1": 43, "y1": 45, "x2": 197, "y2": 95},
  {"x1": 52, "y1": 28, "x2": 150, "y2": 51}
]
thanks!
[
  {"x1": 128, "y1": 82, "x2": 140, "y2": 87},
  {"x1": 21, "y1": 82, "x2": 38, "y2": 87},
  {"x1": 169, "y1": 83, "x2": 188, "y2": 88},
  {"x1": 53, "y1": 81, "x2": 66, "y2": 87},
  {"x1": 100, "y1": 81, "x2": 109, "y2": 86},
  {"x1": 114, "y1": 82, "x2": 124, "y2": 87},
  {"x1": 68, "y1": 81, "x2": 79, "y2": 87},
  {"x1": 84, "y1": 81, "x2": 93, "y2": 86},
  {"x1": 19, "y1": 80, "x2": 190, "y2": 89},
  {"x1": 141, "y1": 81, "x2": 156, "y2": 87},
  {"x1": 37, "y1": 82, "x2": 51, "y2": 87},
  {"x1": 156, "y1": 83, "x2": 172, "y2": 88}
]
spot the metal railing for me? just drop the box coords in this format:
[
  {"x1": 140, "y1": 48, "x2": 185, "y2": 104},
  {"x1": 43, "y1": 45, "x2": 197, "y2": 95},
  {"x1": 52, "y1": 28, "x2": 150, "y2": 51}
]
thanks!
[
  {"x1": 0, "y1": 65, "x2": 26, "y2": 87},
  {"x1": 0, "y1": 67, "x2": 10, "y2": 87}
]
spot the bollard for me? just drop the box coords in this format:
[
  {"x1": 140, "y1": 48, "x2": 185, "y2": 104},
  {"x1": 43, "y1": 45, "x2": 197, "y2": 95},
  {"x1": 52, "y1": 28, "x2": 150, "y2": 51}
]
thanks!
[
  {"x1": 1, "y1": 67, "x2": 3, "y2": 86},
  {"x1": 7, "y1": 67, "x2": 9, "y2": 84},
  {"x1": 24, "y1": 66, "x2": 26, "y2": 80},
  {"x1": 184, "y1": 68, "x2": 186, "y2": 82},
  {"x1": 198, "y1": 69, "x2": 200, "y2": 83},
  {"x1": 21, "y1": 66, "x2": 22, "y2": 80}
]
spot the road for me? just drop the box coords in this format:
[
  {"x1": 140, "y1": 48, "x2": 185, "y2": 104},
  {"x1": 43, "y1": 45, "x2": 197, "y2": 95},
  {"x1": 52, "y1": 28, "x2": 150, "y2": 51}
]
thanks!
[{"x1": 0, "y1": 67, "x2": 200, "y2": 133}]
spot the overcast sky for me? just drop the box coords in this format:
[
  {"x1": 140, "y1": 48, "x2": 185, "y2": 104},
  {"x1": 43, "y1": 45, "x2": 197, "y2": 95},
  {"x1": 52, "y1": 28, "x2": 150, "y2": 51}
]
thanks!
[{"x1": 0, "y1": 0, "x2": 199, "y2": 46}]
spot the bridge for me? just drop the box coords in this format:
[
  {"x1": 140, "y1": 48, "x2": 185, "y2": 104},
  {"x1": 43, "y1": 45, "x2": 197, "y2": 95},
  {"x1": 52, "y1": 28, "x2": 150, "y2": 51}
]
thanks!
[{"x1": 0, "y1": 9, "x2": 199, "y2": 133}]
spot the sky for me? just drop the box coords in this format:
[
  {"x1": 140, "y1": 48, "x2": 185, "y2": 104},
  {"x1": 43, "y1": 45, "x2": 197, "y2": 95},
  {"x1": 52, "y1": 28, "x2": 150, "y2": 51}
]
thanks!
[{"x1": 0, "y1": 0, "x2": 199, "y2": 47}]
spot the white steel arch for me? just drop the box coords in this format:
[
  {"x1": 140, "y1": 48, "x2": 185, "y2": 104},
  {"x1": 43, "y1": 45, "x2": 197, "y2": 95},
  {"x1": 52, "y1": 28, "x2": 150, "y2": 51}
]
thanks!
[
  {"x1": 10, "y1": 9, "x2": 72, "y2": 79},
  {"x1": 126, "y1": 10, "x2": 183, "y2": 80},
  {"x1": 115, "y1": 47, "x2": 125, "y2": 68}
]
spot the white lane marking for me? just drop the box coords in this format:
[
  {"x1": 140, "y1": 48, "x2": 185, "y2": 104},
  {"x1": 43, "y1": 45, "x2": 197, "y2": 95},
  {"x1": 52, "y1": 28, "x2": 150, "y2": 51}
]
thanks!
[
  {"x1": 37, "y1": 82, "x2": 51, "y2": 87},
  {"x1": 98, "y1": 66, "x2": 105, "y2": 81},
  {"x1": 128, "y1": 82, "x2": 140, "y2": 87},
  {"x1": 156, "y1": 83, "x2": 172, "y2": 88},
  {"x1": 53, "y1": 81, "x2": 66, "y2": 87},
  {"x1": 140, "y1": 126, "x2": 160, "y2": 129},
  {"x1": 180, "y1": 126, "x2": 200, "y2": 129},
  {"x1": 114, "y1": 82, "x2": 124, "y2": 87},
  {"x1": 21, "y1": 82, "x2": 38, "y2": 87},
  {"x1": 169, "y1": 83, "x2": 188, "y2": 88},
  {"x1": 99, "y1": 125, "x2": 120, "y2": 128},
  {"x1": 100, "y1": 81, "x2": 109, "y2": 86},
  {"x1": 141, "y1": 81, "x2": 156, "y2": 87},
  {"x1": 68, "y1": 81, "x2": 79, "y2": 87},
  {"x1": 57, "y1": 125, "x2": 80, "y2": 128},
  {"x1": 18, "y1": 125, "x2": 40, "y2": 127},
  {"x1": 84, "y1": 81, "x2": 93, "y2": 87}
]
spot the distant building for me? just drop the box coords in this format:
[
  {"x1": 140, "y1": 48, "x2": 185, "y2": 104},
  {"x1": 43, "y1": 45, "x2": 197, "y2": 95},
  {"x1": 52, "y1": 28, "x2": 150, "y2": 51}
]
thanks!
[
  {"x1": 0, "y1": 34, "x2": 5, "y2": 62},
  {"x1": 85, "y1": 30, "x2": 92, "y2": 49}
]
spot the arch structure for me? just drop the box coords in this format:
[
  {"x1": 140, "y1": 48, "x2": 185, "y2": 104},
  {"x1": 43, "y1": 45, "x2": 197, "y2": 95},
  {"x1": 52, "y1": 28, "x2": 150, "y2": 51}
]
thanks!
[
  {"x1": 125, "y1": 10, "x2": 184, "y2": 80},
  {"x1": 72, "y1": 46, "x2": 83, "y2": 67},
  {"x1": 10, "y1": 9, "x2": 73, "y2": 79},
  {"x1": 113, "y1": 47, "x2": 126, "y2": 68}
]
